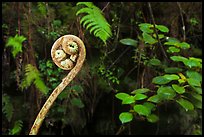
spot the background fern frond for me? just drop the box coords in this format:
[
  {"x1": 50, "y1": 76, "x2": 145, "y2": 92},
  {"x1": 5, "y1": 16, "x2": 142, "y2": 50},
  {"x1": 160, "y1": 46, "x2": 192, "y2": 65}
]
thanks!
[
  {"x1": 6, "y1": 34, "x2": 26, "y2": 58},
  {"x1": 21, "y1": 64, "x2": 48, "y2": 95},
  {"x1": 76, "y1": 2, "x2": 112, "y2": 44},
  {"x1": 9, "y1": 120, "x2": 23, "y2": 135},
  {"x1": 2, "y1": 94, "x2": 14, "y2": 122}
]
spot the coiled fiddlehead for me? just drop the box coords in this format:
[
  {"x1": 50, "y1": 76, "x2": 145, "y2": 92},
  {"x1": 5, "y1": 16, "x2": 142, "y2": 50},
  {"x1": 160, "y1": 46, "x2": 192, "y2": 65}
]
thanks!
[{"x1": 29, "y1": 35, "x2": 86, "y2": 135}]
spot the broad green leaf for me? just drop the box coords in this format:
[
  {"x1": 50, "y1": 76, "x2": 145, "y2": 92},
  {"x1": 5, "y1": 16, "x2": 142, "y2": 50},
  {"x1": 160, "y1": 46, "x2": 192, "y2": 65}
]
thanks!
[
  {"x1": 134, "y1": 93, "x2": 147, "y2": 100},
  {"x1": 119, "y1": 112, "x2": 133, "y2": 124},
  {"x1": 189, "y1": 97, "x2": 202, "y2": 109},
  {"x1": 115, "y1": 93, "x2": 130, "y2": 100},
  {"x1": 139, "y1": 23, "x2": 153, "y2": 33},
  {"x1": 175, "y1": 42, "x2": 190, "y2": 49},
  {"x1": 119, "y1": 38, "x2": 138, "y2": 47},
  {"x1": 134, "y1": 104, "x2": 150, "y2": 116},
  {"x1": 191, "y1": 92, "x2": 202, "y2": 102},
  {"x1": 122, "y1": 96, "x2": 135, "y2": 104},
  {"x1": 142, "y1": 32, "x2": 157, "y2": 44},
  {"x1": 167, "y1": 46, "x2": 180, "y2": 53},
  {"x1": 157, "y1": 86, "x2": 176, "y2": 100},
  {"x1": 155, "y1": 25, "x2": 169, "y2": 32},
  {"x1": 172, "y1": 84, "x2": 185, "y2": 94},
  {"x1": 58, "y1": 92, "x2": 69, "y2": 100},
  {"x1": 143, "y1": 102, "x2": 156, "y2": 112},
  {"x1": 176, "y1": 98, "x2": 194, "y2": 111},
  {"x1": 187, "y1": 78, "x2": 201, "y2": 87},
  {"x1": 153, "y1": 34, "x2": 165, "y2": 39},
  {"x1": 163, "y1": 74, "x2": 179, "y2": 80},
  {"x1": 152, "y1": 76, "x2": 171, "y2": 85},
  {"x1": 148, "y1": 58, "x2": 161, "y2": 66},
  {"x1": 131, "y1": 88, "x2": 150, "y2": 94},
  {"x1": 164, "y1": 41, "x2": 179, "y2": 46},
  {"x1": 164, "y1": 67, "x2": 183, "y2": 73},
  {"x1": 170, "y1": 56, "x2": 188, "y2": 62},
  {"x1": 70, "y1": 98, "x2": 84, "y2": 108},
  {"x1": 186, "y1": 70, "x2": 202, "y2": 82},
  {"x1": 191, "y1": 87, "x2": 202, "y2": 94},
  {"x1": 147, "y1": 114, "x2": 159, "y2": 123},
  {"x1": 147, "y1": 95, "x2": 161, "y2": 103},
  {"x1": 189, "y1": 57, "x2": 202, "y2": 63},
  {"x1": 183, "y1": 59, "x2": 202, "y2": 68}
]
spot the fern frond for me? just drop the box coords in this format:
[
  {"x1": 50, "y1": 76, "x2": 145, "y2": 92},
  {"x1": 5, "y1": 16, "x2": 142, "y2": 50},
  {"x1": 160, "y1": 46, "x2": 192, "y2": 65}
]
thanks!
[
  {"x1": 76, "y1": 2, "x2": 112, "y2": 44},
  {"x1": 6, "y1": 34, "x2": 26, "y2": 58},
  {"x1": 2, "y1": 94, "x2": 14, "y2": 122},
  {"x1": 9, "y1": 120, "x2": 23, "y2": 135},
  {"x1": 21, "y1": 64, "x2": 48, "y2": 95}
]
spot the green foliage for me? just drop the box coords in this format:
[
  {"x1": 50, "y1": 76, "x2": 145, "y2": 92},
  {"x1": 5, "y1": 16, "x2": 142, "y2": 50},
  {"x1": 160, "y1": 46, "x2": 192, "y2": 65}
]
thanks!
[
  {"x1": 2, "y1": 94, "x2": 14, "y2": 122},
  {"x1": 76, "y1": 2, "x2": 112, "y2": 44},
  {"x1": 37, "y1": 2, "x2": 47, "y2": 16},
  {"x1": 9, "y1": 120, "x2": 23, "y2": 135},
  {"x1": 6, "y1": 34, "x2": 26, "y2": 58},
  {"x1": 21, "y1": 64, "x2": 48, "y2": 95},
  {"x1": 115, "y1": 22, "x2": 202, "y2": 126},
  {"x1": 119, "y1": 38, "x2": 138, "y2": 47}
]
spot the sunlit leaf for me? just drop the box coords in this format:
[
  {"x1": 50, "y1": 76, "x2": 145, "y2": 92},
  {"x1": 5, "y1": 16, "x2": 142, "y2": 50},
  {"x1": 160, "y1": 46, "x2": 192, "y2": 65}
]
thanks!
[
  {"x1": 148, "y1": 58, "x2": 161, "y2": 66},
  {"x1": 139, "y1": 23, "x2": 153, "y2": 33},
  {"x1": 172, "y1": 84, "x2": 185, "y2": 94},
  {"x1": 163, "y1": 74, "x2": 179, "y2": 81},
  {"x1": 131, "y1": 88, "x2": 150, "y2": 94},
  {"x1": 157, "y1": 86, "x2": 176, "y2": 100},
  {"x1": 175, "y1": 42, "x2": 190, "y2": 49},
  {"x1": 115, "y1": 93, "x2": 130, "y2": 100},
  {"x1": 167, "y1": 46, "x2": 180, "y2": 53},
  {"x1": 119, "y1": 112, "x2": 133, "y2": 124},
  {"x1": 176, "y1": 98, "x2": 194, "y2": 111},
  {"x1": 186, "y1": 70, "x2": 202, "y2": 82},
  {"x1": 152, "y1": 76, "x2": 171, "y2": 85},
  {"x1": 155, "y1": 25, "x2": 169, "y2": 32},
  {"x1": 120, "y1": 38, "x2": 138, "y2": 47},
  {"x1": 122, "y1": 96, "x2": 135, "y2": 104},
  {"x1": 142, "y1": 32, "x2": 157, "y2": 44},
  {"x1": 134, "y1": 93, "x2": 147, "y2": 100},
  {"x1": 143, "y1": 102, "x2": 156, "y2": 112},
  {"x1": 134, "y1": 105, "x2": 150, "y2": 116},
  {"x1": 187, "y1": 78, "x2": 201, "y2": 87}
]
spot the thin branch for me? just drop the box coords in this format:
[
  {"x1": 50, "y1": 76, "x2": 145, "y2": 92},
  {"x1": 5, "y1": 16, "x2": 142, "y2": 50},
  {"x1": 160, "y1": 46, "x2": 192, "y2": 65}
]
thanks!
[
  {"x1": 177, "y1": 2, "x2": 186, "y2": 41},
  {"x1": 102, "y1": 2, "x2": 110, "y2": 12},
  {"x1": 147, "y1": 2, "x2": 169, "y2": 61}
]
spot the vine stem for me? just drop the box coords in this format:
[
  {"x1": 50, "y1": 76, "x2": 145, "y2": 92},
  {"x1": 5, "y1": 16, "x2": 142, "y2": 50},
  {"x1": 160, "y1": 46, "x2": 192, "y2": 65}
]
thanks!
[{"x1": 29, "y1": 35, "x2": 86, "y2": 135}]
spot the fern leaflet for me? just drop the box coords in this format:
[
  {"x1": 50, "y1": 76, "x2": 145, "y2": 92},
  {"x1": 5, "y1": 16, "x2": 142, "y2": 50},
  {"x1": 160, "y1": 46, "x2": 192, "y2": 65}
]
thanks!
[
  {"x1": 6, "y1": 34, "x2": 26, "y2": 58},
  {"x1": 9, "y1": 120, "x2": 23, "y2": 135},
  {"x1": 2, "y1": 94, "x2": 14, "y2": 122},
  {"x1": 21, "y1": 64, "x2": 48, "y2": 95},
  {"x1": 76, "y1": 2, "x2": 112, "y2": 44}
]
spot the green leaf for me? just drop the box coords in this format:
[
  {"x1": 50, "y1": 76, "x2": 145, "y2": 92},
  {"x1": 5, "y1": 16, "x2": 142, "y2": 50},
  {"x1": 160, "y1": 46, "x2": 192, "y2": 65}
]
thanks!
[
  {"x1": 157, "y1": 86, "x2": 176, "y2": 100},
  {"x1": 164, "y1": 41, "x2": 179, "y2": 46},
  {"x1": 191, "y1": 92, "x2": 202, "y2": 102},
  {"x1": 176, "y1": 98, "x2": 194, "y2": 111},
  {"x1": 143, "y1": 102, "x2": 156, "y2": 112},
  {"x1": 186, "y1": 70, "x2": 202, "y2": 82},
  {"x1": 58, "y1": 91, "x2": 69, "y2": 100},
  {"x1": 153, "y1": 34, "x2": 165, "y2": 39},
  {"x1": 70, "y1": 85, "x2": 84, "y2": 93},
  {"x1": 164, "y1": 67, "x2": 183, "y2": 73},
  {"x1": 175, "y1": 42, "x2": 190, "y2": 49},
  {"x1": 134, "y1": 104, "x2": 150, "y2": 116},
  {"x1": 147, "y1": 114, "x2": 159, "y2": 123},
  {"x1": 115, "y1": 93, "x2": 130, "y2": 100},
  {"x1": 70, "y1": 98, "x2": 84, "y2": 108},
  {"x1": 120, "y1": 38, "x2": 138, "y2": 47},
  {"x1": 131, "y1": 88, "x2": 150, "y2": 94},
  {"x1": 147, "y1": 95, "x2": 161, "y2": 103},
  {"x1": 170, "y1": 56, "x2": 188, "y2": 62},
  {"x1": 172, "y1": 84, "x2": 185, "y2": 94},
  {"x1": 189, "y1": 96, "x2": 202, "y2": 109},
  {"x1": 183, "y1": 59, "x2": 202, "y2": 68},
  {"x1": 148, "y1": 58, "x2": 161, "y2": 66},
  {"x1": 139, "y1": 23, "x2": 153, "y2": 33},
  {"x1": 187, "y1": 78, "x2": 201, "y2": 87},
  {"x1": 9, "y1": 120, "x2": 23, "y2": 135},
  {"x1": 134, "y1": 93, "x2": 147, "y2": 100},
  {"x1": 122, "y1": 96, "x2": 135, "y2": 104},
  {"x1": 142, "y1": 32, "x2": 157, "y2": 44},
  {"x1": 119, "y1": 112, "x2": 133, "y2": 124},
  {"x1": 155, "y1": 25, "x2": 169, "y2": 32},
  {"x1": 191, "y1": 87, "x2": 202, "y2": 94},
  {"x1": 163, "y1": 74, "x2": 179, "y2": 81},
  {"x1": 167, "y1": 46, "x2": 180, "y2": 53},
  {"x1": 152, "y1": 76, "x2": 171, "y2": 85}
]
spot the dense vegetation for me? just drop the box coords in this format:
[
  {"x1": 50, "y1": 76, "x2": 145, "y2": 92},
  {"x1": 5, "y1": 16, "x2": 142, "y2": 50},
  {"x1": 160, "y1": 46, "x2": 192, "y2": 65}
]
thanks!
[{"x1": 2, "y1": 2, "x2": 202, "y2": 135}]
